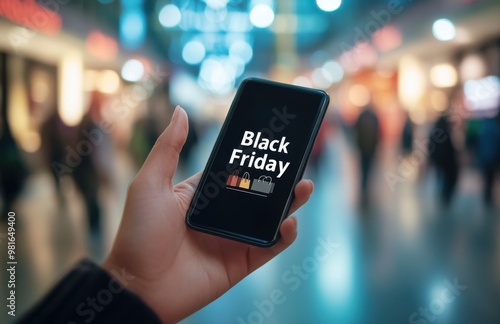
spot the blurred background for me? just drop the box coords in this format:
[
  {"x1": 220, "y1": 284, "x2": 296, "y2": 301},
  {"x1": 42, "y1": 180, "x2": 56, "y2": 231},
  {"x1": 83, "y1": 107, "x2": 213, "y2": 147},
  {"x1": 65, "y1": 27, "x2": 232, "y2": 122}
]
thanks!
[{"x1": 1, "y1": 0, "x2": 500, "y2": 323}]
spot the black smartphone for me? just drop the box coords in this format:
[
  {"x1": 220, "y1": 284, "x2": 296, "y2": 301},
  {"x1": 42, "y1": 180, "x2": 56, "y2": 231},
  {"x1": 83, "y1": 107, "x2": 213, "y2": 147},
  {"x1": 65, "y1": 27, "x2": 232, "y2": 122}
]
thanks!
[{"x1": 185, "y1": 78, "x2": 329, "y2": 247}]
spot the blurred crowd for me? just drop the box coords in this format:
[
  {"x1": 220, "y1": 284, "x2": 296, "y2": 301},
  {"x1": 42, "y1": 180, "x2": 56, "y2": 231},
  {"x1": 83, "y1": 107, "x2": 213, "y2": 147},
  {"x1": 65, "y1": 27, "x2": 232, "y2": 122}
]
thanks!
[{"x1": 1, "y1": 74, "x2": 499, "y2": 228}]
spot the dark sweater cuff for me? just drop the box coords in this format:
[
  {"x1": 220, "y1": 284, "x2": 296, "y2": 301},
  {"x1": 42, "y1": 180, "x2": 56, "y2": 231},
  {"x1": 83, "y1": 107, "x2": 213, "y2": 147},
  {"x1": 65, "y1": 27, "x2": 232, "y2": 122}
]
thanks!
[{"x1": 17, "y1": 259, "x2": 161, "y2": 324}]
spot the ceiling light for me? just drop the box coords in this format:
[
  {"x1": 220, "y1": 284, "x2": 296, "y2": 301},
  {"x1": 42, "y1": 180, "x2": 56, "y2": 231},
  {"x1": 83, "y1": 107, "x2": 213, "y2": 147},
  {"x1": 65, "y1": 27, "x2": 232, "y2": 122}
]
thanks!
[
  {"x1": 121, "y1": 59, "x2": 145, "y2": 82},
  {"x1": 430, "y1": 63, "x2": 457, "y2": 88},
  {"x1": 316, "y1": 0, "x2": 342, "y2": 12},
  {"x1": 432, "y1": 19, "x2": 456, "y2": 41},
  {"x1": 250, "y1": 4, "x2": 274, "y2": 28},
  {"x1": 182, "y1": 40, "x2": 206, "y2": 65},
  {"x1": 159, "y1": 4, "x2": 181, "y2": 28}
]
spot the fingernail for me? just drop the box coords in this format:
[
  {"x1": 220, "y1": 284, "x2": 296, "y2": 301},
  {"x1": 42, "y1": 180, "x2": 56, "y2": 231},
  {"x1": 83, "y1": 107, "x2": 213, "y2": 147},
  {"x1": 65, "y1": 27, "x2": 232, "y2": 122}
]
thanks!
[
  {"x1": 171, "y1": 105, "x2": 180, "y2": 122},
  {"x1": 289, "y1": 216, "x2": 298, "y2": 237},
  {"x1": 305, "y1": 179, "x2": 314, "y2": 189}
]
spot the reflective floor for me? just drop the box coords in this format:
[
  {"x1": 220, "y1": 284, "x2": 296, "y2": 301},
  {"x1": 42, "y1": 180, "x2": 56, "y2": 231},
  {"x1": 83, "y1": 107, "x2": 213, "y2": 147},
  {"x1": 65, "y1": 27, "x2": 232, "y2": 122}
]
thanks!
[{"x1": 2, "y1": 131, "x2": 500, "y2": 324}]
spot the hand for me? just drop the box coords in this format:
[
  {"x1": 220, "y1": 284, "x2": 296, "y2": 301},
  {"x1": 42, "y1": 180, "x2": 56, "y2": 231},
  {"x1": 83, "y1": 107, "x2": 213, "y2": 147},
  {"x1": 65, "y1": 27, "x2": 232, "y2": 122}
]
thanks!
[{"x1": 103, "y1": 106, "x2": 314, "y2": 323}]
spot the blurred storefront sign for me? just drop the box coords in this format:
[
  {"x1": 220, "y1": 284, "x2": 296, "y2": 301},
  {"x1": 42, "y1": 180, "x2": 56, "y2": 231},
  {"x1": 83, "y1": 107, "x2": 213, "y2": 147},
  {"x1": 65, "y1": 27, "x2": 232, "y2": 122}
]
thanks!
[
  {"x1": 0, "y1": 0, "x2": 62, "y2": 35},
  {"x1": 464, "y1": 76, "x2": 500, "y2": 117},
  {"x1": 86, "y1": 31, "x2": 118, "y2": 62}
]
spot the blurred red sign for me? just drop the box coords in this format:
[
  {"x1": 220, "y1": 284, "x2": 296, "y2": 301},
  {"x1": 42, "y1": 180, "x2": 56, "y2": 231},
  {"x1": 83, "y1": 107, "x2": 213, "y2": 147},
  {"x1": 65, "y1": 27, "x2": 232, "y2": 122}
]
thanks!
[
  {"x1": 0, "y1": 0, "x2": 62, "y2": 35},
  {"x1": 86, "y1": 30, "x2": 118, "y2": 61}
]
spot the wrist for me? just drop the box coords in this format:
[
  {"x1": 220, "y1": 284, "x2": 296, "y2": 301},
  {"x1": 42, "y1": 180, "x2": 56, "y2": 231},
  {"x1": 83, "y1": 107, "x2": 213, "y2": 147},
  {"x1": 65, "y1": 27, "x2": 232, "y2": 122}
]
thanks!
[
  {"x1": 101, "y1": 257, "x2": 146, "y2": 304},
  {"x1": 102, "y1": 256, "x2": 171, "y2": 321}
]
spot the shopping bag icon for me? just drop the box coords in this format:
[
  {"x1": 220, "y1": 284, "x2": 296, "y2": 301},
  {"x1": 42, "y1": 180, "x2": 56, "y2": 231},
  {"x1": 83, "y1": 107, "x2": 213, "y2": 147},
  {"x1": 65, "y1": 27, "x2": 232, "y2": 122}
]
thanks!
[
  {"x1": 239, "y1": 172, "x2": 251, "y2": 189},
  {"x1": 226, "y1": 170, "x2": 241, "y2": 187},
  {"x1": 250, "y1": 176, "x2": 274, "y2": 194}
]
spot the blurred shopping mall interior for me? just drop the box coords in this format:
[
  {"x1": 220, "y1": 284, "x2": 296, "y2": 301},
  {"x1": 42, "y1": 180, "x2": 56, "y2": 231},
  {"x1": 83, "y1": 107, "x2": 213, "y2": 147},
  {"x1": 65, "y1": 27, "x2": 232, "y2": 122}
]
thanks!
[{"x1": 1, "y1": 0, "x2": 500, "y2": 323}]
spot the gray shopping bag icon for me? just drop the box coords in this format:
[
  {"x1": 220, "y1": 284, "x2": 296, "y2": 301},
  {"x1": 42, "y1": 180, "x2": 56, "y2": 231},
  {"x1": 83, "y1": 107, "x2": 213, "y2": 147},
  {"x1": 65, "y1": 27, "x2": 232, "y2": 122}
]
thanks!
[{"x1": 251, "y1": 176, "x2": 274, "y2": 194}]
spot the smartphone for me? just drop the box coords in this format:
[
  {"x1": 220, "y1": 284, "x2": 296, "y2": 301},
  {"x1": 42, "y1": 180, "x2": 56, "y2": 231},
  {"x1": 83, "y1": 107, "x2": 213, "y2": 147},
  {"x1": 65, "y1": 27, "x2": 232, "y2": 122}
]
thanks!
[{"x1": 185, "y1": 78, "x2": 329, "y2": 247}]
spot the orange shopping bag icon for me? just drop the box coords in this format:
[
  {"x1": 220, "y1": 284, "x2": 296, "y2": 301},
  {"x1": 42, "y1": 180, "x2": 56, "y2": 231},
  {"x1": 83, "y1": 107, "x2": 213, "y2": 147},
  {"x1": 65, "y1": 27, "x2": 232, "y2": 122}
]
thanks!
[
  {"x1": 226, "y1": 170, "x2": 241, "y2": 187},
  {"x1": 239, "y1": 172, "x2": 251, "y2": 189}
]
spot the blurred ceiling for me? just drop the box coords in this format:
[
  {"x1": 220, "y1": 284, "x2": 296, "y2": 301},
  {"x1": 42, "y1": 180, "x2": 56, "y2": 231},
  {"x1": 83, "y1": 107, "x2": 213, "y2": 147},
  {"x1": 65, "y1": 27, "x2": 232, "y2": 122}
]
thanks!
[{"x1": 1, "y1": 0, "x2": 499, "y2": 75}]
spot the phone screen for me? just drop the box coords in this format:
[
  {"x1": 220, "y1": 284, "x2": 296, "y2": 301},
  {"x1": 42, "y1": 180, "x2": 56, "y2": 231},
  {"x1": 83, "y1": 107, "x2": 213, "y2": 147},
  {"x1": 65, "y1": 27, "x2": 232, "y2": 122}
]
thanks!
[{"x1": 186, "y1": 78, "x2": 329, "y2": 246}]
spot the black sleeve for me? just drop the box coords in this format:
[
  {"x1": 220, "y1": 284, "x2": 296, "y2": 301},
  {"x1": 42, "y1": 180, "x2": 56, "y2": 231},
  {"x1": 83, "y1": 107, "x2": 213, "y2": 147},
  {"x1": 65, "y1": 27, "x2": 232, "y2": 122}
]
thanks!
[{"x1": 17, "y1": 259, "x2": 162, "y2": 324}]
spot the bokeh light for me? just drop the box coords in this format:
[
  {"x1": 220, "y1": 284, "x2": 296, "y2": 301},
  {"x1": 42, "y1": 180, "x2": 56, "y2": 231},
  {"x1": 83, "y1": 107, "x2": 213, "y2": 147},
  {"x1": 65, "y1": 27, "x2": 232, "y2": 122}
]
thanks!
[
  {"x1": 182, "y1": 40, "x2": 206, "y2": 65},
  {"x1": 198, "y1": 56, "x2": 237, "y2": 95},
  {"x1": 340, "y1": 51, "x2": 361, "y2": 75},
  {"x1": 59, "y1": 51, "x2": 84, "y2": 126},
  {"x1": 229, "y1": 40, "x2": 253, "y2": 64},
  {"x1": 430, "y1": 63, "x2": 458, "y2": 88},
  {"x1": 293, "y1": 76, "x2": 313, "y2": 88},
  {"x1": 98, "y1": 70, "x2": 121, "y2": 94},
  {"x1": 356, "y1": 42, "x2": 378, "y2": 67},
  {"x1": 120, "y1": 9, "x2": 146, "y2": 49},
  {"x1": 459, "y1": 53, "x2": 487, "y2": 82},
  {"x1": 373, "y1": 26, "x2": 402, "y2": 52},
  {"x1": 250, "y1": 4, "x2": 275, "y2": 28},
  {"x1": 464, "y1": 76, "x2": 500, "y2": 112},
  {"x1": 204, "y1": 0, "x2": 229, "y2": 9},
  {"x1": 311, "y1": 68, "x2": 332, "y2": 89},
  {"x1": 430, "y1": 90, "x2": 449, "y2": 112},
  {"x1": 121, "y1": 59, "x2": 145, "y2": 82},
  {"x1": 398, "y1": 55, "x2": 426, "y2": 110},
  {"x1": 348, "y1": 84, "x2": 371, "y2": 107},
  {"x1": 432, "y1": 18, "x2": 456, "y2": 41},
  {"x1": 322, "y1": 60, "x2": 344, "y2": 83},
  {"x1": 86, "y1": 30, "x2": 118, "y2": 61},
  {"x1": 84, "y1": 70, "x2": 98, "y2": 92},
  {"x1": 316, "y1": 0, "x2": 342, "y2": 12},
  {"x1": 159, "y1": 4, "x2": 181, "y2": 28}
]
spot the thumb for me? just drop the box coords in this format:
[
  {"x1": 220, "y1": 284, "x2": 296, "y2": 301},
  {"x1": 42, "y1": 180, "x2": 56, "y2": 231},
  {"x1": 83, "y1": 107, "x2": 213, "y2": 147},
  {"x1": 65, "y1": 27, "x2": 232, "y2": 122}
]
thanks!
[{"x1": 138, "y1": 106, "x2": 188, "y2": 188}]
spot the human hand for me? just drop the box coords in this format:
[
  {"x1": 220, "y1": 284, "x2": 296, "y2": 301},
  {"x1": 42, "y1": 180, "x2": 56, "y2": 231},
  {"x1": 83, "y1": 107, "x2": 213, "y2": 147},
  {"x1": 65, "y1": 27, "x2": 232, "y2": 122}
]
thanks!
[{"x1": 103, "y1": 106, "x2": 314, "y2": 323}]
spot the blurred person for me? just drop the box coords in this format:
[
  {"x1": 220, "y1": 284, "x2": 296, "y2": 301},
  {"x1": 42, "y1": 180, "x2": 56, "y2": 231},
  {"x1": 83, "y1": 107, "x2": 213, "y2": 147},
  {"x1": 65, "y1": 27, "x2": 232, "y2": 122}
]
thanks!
[
  {"x1": 354, "y1": 104, "x2": 380, "y2": 207},
  {"x1": 129, "y1": 112, "x2": 160, "y2": 170},
  {"x1": 72, "y1": 91, "x2": 114, "y2": 233},
  {"x1": 428, "y1": 113, "x2": 459, "y2": 206},
  {"x1": 18, "y1": 106, "x2": 314, "y2": 323},
  {"x1": 308, "y1": 116, "x2": 334, "y2": 175},
  {"x1": 476, "y1": 108, "x2": 500, "y2": 205},
  {"x1": 0, "y1": 53, "x2": 28, "y2": 220},
  {"x1": 129, "y1": 85, "x2": 173, "y2": 171},
  {"x1": 0, "y1": 127, "x2": 28, "y2": 220},
  {"x1": 465, "y1": 118, "x2": 480, "y2": 153},
  {"x1": 40, "y1": 108, "x2": 71, "y2": 205},
  {"x1": 400, "y1": 112, "x2": 414, "y2": 156}
]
